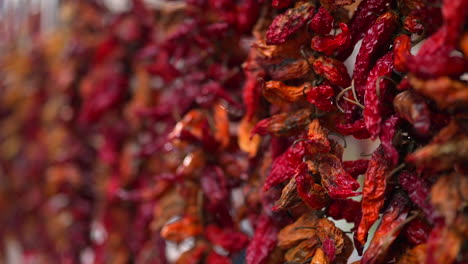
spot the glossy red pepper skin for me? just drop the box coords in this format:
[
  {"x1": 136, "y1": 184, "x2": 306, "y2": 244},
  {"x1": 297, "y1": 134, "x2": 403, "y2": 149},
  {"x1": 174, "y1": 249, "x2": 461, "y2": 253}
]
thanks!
[
  {"x1": 363, "y1": 51, "x2": 395, "y2": 139},
  {"x1": 352, "y1": 11, "x2": 398, "y2": 101}
]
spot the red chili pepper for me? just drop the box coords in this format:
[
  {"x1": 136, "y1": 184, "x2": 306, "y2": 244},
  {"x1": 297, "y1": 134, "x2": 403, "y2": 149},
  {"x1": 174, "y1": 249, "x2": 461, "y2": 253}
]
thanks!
[
  {"x1": 357, "y1": 146, "x2": 390, "y2": 244},
  {"x1": 246, "y1": 214, "x2": 279, "y2": 264},
  {"x1": 336, "y1": 0, "x2": 393, "y2": 59},
  {"x1": 311, "y1": 23, "x2": 350, "y2": 56},
  {"x1": 205, "y1": 225, "x2": 249, "y2": 253},
  {"x1": 318, "y1": 154, "x2": 361, "y2": 199},
  {"x1": 343, "y1": 159, "x2": 369, "y2": 179},
  {"x1": 353, "y1": 11, "x2": 398, "y2": 100},
  {"x1": 266, "y1": 1, "x2": 316, "y2": 45},
  {"x1": 201, "y1": 166, "x2": 229, "y2": 208},
  {"x1": 309, "y1": 7, "x2": 334, "y2": 35},
  {"x1": 295, "y1": 163, "x2": 330, "y2": 209},
  {"x1": 363, "y1": 51, "x2": 395, "y2": 139},
  {"x1": 326, "y1": 199, "x2": 361, "y2": 223},
  {"x1": 361, "y1": 192, "x2": 411, "y2": 264},
  {"x1": 306, "y1": 84, "x2": 335, "y2": 112},
  {"x1": 393, "y1": 90, "x2": 431, "y2": 135},
  {"x1": 398, "y1": 171, "x2": 440, "y2": 223},
  {"x1": 335, "y1": 119, "x2": 370, "y2": 139},
  {"x1": 393, "y1": 34, "x2": 411, "y2": 73},
  {"x1": 312, "y1": 57, "x2": 351, "y2": 88},
  {"x1": 403, "y1": 217, "x2": 431, "y2": 246},
  {"x1": 207, "y1": 251, "x2": 232, "y2": 264},
  {"x1": 379, "y1": 115, "x2": 400, "y2": 166}
]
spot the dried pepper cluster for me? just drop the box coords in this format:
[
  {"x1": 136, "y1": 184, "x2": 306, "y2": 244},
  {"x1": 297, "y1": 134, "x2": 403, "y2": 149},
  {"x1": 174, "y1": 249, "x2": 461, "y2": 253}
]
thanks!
[{"x1": 0, "y1": 0, "x2": 467, "y2": 263}]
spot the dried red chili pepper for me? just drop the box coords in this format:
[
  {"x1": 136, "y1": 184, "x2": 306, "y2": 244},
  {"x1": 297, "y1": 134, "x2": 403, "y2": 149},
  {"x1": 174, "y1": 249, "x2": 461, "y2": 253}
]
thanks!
[
  {"x1": 403, "y1": 217, "x2": 431, "y2": 246},
  {"x1": 393, "y1": 90, "x2": 431, "y2": 135},
  {"x1": 205, "y1": 225, "x2": 249, "y2": 253},
  {"x1": 361, "y1": 192, "x2": 411, "y2": 264},
  {"x1": 310, "y1": 7, "x2": 334, "y2": 35},
  {"x1": 363, "y1": 51, "x2": 395, "y2": 138},
  {"x1": 295, "y1": 163, "x2": 330, "y2": 209},
  {"x1": 207, "y1": 251, "x2": 232, "y2": 264},
  {"x1": 326, "y1": 199, "x2": 361, "y2": 223},
  {"x1": 263, "y1": 80, "x2": 310, "y2": 105},
  {"x1": 317, "y1": 153, "x2": 360, "y2": 199},
  {"x1": 357, "y1": 146, "x2": 391, "y2": 244},
  {"x1": 266, "y1": 1, "x2": 316, "y2": 45},
  {"x1": 306, "y1": 84, "x2": 335, "y2": 112},
  {"x1": 343, "y1": 159, "x2": 369, "y2": 179},
  {"x1": 311, "y1": 23, "x2": 350, "y2": 56},
  {"x1": 393, "y1": 34, "x2": 411, "y2": 73},
  {"x1": 246, "y1": 214, "x2": 279, "y2": 264},
  {"x1": 353, "y1": 11, "x2": 398, "y2": 100},
  {"x1": 336, "y1": 0, "x2": 393, "y2": 59},
  {"x1": 312, "y1": 56, "x2": 351, "y2": 88},
  {"x1": 252, "y1": 108, "x2": 312, "y2": 136},
  {"x1": 271, "y1": 0, "x2": 294, "y2": 9},
  {"x1": 335, "y1": 119, "x2": 370, "y2": 139},
  {"x1": 379, "y1": 115, "x2": 400, "y2": 166}
]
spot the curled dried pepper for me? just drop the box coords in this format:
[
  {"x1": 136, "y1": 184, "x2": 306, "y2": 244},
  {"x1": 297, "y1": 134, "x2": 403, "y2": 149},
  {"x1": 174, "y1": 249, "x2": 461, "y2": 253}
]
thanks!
[
  {"x1": 343, "y1": 159, "x2": 369, "y2": 179},
  {"x1": 352, "y1": 11, "x2": 398, "y2": 100},
  {"x1": 295, "y1": 163, "x2": 330, "y2": 209},
  {"x1": 311, "y1": 23, "x2": 350, "y2": 56},
  {"x1": 363, "y1": 51, "x2": 395, "y2": 139},
  {"x1": 266, "y1": 1, "x2": 316, "y2": 45},
  {"x1": 310, "y1": 7, "x2": 334, "y2": 35},
  {"x1": 312, "y1": 57, "x2": 351, "y2": 88},
  {"x1": 393, "y1": 90, "x2": 431, "y2": 135},
  {"x1": 265, "y1": 57, "x2": 315, "y2": 81},
  {"x1": 357, "y1": 146, "x2": 391, "y2": 244},
  {"x1": 317, "y1": 153, "x2": 360, "y2": 199},
  {"x1": 306, "y1": 84, "x2": 335, "y2": 112}
]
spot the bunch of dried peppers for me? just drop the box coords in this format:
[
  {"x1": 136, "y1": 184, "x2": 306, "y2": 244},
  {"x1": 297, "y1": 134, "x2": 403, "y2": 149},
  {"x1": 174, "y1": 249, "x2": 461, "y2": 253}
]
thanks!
[{"x1": 0, "y1": 0, "x2": 467, "y2": 263}]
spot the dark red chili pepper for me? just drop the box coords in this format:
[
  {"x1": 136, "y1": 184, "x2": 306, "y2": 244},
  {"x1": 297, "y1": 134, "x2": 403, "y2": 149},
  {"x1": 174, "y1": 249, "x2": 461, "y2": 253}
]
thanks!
[
  {"x1": 403, "y1": 217, "x2": 431, "y2": 246},
  {"x1": 379, "y1": 115, "x2": 400, "y2": 166},
  {"x1": 246, "y1": 214, "x2": 279, "y2": 264},
  {"x1": 335, "y1": 119, "x2": 370, "y2": 139},
  {"x1": 207, "y1": 251, "x2": 232, "y2": 264},
  {"x1": 336, "y1": 0, "x2": 393, "y2": 59},
  {"x1": 310, "y1": 7, "x2": 334, "y2": 35},
  {"x1": 352, "y1": 11, "x2": 398, "y2": 100},
  {"x1": 343, "y1": 159, "x2": 369, "y2": 179},
  {"x1": 398, "y1": 170, "x2": 439, "y2": 223},
  {"x1": 311, "y1": 23, "x2": 350, "y2": 56},
  {"x1": 266, "y1": 1, "x2": 316, "y2": 45},
  {"x1": 271, "y1": 0, "x2": 294, "y2": 9},
  {"x1": 205, "y1": 225, "x2": 249, "y2": 252},
  {"x1": 363, "y1": 51, "x2": 395, "y2": 139},
  {"x1": 326, "y1": 199, "x2": 361, "y2": 223},
  {"x1": 306, "y1": 84, "x2": 335, "y2": 112}
]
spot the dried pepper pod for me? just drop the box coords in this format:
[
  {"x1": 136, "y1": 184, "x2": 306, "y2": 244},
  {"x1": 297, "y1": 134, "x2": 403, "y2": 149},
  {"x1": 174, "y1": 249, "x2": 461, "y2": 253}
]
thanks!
[
  {"x1": 306, "y1": 84, "x2": 336, "y2": 112},
  {"x1": 263, "y1": 80, "x2": 311, "y2": 105},
  {"x1": 252, "y1": 108, "x2": 312, "y2": 136},
  {"x1": 311, "y1": 23, "x2": 351, "y2": 56},
  {"x1": 246, "y1": 214, "x2": 279, "y2": 264},
  {"x1": 343, "y1": 159, "x2": 369, "y2": 179},
  {"x1": 266, "y1": 1, "x2": 316, "y2": 45},
  {"x1": 313, "y1": 56, "x2": 351, "y2": 88},
  {"x1": 295, "y1": 163, "x2": 330, "y2": 209},
  {"x1": 310, "y1": 7, "x2": 334, "y2": 35},
  {"x1": 353, "y1": 11, "x2": 398, "y2": 100},
  {"x1": 357, "y1": 146, "x2": 391, "y2": 244},
  {"x1": 363, "y1": 51, "x2": 395, "y2": 139},
  {"x1": 393, "y1": 34, "x2": 411, "y2": 73},
  {"x1": 379, "y1": 115, "x2": 400, "y2": 166},
  {"x1": 361, "y1": 192, "x2": 412, "y2": 264}
]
